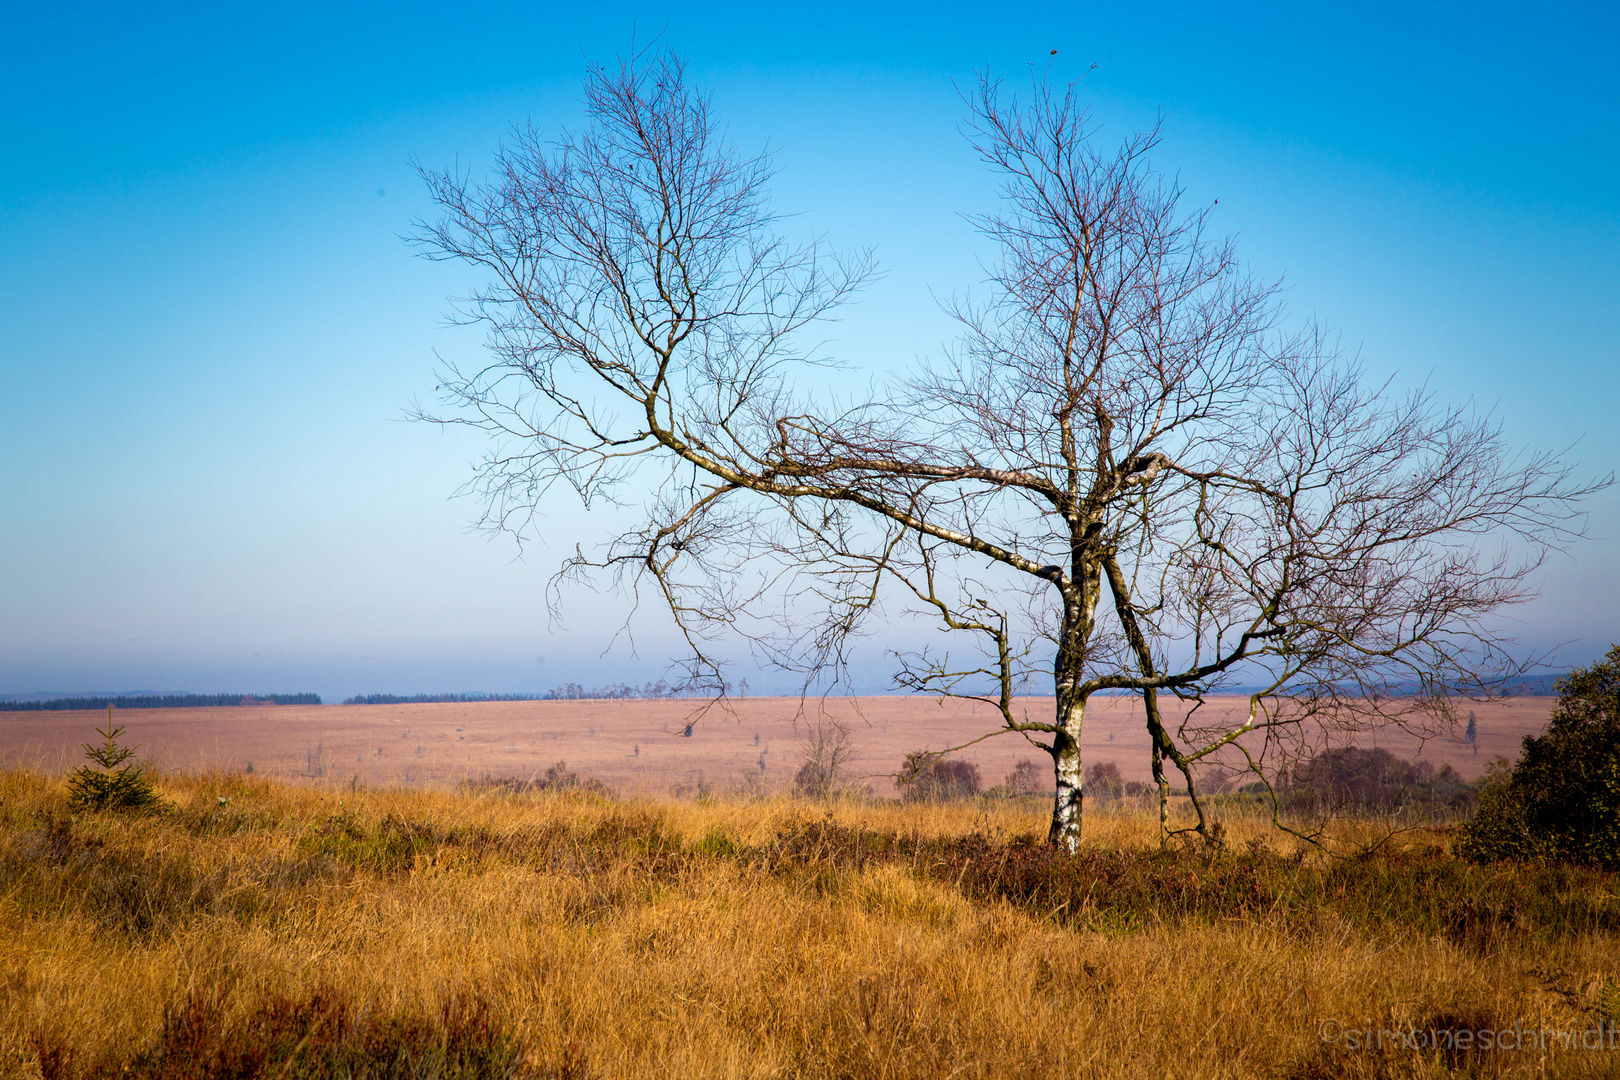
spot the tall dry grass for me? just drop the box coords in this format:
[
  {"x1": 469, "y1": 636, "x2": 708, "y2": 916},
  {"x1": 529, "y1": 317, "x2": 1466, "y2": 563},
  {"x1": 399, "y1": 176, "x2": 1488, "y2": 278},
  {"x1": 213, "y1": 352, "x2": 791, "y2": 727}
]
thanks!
[{"x1": 2, "y1": 767, "x2": 1618, "y2": 1078}]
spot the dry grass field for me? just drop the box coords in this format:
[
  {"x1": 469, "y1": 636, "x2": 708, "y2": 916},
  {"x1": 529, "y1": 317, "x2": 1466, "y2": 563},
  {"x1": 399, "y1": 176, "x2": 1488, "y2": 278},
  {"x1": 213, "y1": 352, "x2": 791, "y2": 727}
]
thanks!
[
  {"x1": 0, "y1": 695, "x2": 1556, "y2": 798},
  {"x1": 3, "y1": 763, "x2": 1619, "y2": 1079}
]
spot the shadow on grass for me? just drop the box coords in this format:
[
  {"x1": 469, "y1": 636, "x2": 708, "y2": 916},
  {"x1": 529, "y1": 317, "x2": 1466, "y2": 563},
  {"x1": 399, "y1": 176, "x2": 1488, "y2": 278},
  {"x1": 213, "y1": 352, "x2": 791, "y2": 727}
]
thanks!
[
  {"x1": 33, "y1": 988, "x2": 583, "y2": 1080},
  {"x1": 751, "y1": 819, "x2": 1620, "y2": 944}
]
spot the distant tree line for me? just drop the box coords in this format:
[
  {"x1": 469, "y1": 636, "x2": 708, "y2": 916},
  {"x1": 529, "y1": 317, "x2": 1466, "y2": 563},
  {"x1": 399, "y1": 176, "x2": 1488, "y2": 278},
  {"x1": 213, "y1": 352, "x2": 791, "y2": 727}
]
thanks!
[
  {"x1": 343, "y1": 681, "x2": 728, "y2": 706},
  {"x1": 0, "y1": 693, "x2": 321, "y2": 712}
]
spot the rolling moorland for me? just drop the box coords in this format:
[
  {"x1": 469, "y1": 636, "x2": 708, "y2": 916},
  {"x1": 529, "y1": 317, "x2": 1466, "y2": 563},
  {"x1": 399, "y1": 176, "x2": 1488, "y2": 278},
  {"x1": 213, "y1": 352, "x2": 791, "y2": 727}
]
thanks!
[{"x1": 0, "y1": 696, "x2": 1556, "y2": 798}]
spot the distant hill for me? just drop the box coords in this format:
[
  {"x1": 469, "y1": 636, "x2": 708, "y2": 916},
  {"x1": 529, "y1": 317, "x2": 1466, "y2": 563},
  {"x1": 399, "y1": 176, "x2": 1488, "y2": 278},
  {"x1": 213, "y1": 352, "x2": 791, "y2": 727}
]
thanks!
[
  {"x1": 0, "y1": 691, "x2": 182, "y2": 703},
  {"x1": 0, "y1": 693, "x2": 322, "y2": 712},
  {"x1": 1077, "y1": 672, "x2": 1570, "y2": 699},
  {"x1": 345, "y1": 693, "x2": 551, "y2": 705},
  {"x1": 344, "y1": 682, "x2": 710, "y2": 705},
  {"x1": 1499, "y1": 673, "x2": 1565, "y2": 697}
]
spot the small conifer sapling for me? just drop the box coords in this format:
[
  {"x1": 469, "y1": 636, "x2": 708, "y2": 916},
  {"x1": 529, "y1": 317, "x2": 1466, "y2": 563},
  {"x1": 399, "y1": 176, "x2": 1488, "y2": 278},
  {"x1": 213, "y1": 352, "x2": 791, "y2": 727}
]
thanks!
[{"x1": 67, "y1": 706, "x2": 160, "y2": 810}]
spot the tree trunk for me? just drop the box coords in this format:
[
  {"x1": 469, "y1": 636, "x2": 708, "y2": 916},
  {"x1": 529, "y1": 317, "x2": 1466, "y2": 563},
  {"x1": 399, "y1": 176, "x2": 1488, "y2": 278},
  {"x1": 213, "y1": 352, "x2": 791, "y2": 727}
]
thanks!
[
  {"x1": 1048, "y1": 727, "x2": 1084, "y2": 851},
  {"x1": 1047, "y1": 565, "x2": 1093, "y2": 851},
  {"x1": 1152, "y1": 736, "x2": 1169, "y2": 844},
  {"x1": 1047, "y1": 690, "x2": 1085, "y2": 851},
  {"x1": 1144, "y1": 688, "x2": 1171, "y2": 844}
]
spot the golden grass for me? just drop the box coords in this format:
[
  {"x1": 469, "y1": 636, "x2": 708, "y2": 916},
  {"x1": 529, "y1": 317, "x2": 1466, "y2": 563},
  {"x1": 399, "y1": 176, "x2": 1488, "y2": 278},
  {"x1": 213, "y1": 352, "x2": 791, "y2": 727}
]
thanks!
[{"x1": 3, "y1": 768, "x2": 1619, "y2": 1079}]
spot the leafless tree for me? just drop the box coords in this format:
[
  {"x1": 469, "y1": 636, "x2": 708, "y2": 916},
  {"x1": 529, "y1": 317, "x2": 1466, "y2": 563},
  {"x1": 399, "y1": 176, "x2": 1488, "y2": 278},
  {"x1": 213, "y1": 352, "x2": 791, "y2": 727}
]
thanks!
[
  {"x1": 897, "y1": 752, "x2": 983, "y2": 803},
  {"x1": 793, "y1": 715, "x2": 855, "y2": 800},
  {"x1": 413, "y1": 49, "x2": 1603, "y2": 850},
  {"x1": 1003, "y1": 758, "x2": 1048, "y2": 797}
]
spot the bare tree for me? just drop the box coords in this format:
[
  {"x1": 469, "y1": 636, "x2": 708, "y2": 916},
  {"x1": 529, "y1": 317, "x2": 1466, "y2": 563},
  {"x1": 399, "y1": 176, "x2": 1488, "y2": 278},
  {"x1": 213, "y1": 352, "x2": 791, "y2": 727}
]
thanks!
[
  {"x1": 897, "y1": 752, "x2": 983, "y2": 803},
  {"x1": 793, "y1": 715, "x2": 855, "y2": 800},
  {"x1": 414, "y1": 50, "x2": 1602, "y2": 850}
]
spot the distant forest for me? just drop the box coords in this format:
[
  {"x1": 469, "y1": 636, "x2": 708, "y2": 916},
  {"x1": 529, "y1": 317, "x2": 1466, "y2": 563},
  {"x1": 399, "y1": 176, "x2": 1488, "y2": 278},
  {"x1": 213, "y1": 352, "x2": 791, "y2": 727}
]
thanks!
[
  {"x1": 344, "y1": 682, "x2": 721, "y2": 705},
  {"x1": 0, "y1": 693, "x2": 322, "y2": 712}
]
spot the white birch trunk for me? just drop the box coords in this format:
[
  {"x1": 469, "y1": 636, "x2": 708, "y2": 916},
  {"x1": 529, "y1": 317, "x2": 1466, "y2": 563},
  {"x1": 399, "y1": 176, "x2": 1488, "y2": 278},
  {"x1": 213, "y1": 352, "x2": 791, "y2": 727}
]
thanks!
[{"x1": 1048, "y1": 705, "x2": 1085, "y2": 852}]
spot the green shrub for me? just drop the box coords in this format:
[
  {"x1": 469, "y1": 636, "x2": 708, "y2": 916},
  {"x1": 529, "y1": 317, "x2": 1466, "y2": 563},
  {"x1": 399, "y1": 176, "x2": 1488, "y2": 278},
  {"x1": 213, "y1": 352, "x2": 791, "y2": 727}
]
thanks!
[
  {"x1": 1460, "y1": 645, "x2": 1620, "y2": 869},
  {"x1": 66, "y1": 715, "x2": 161, "y2": 811}
]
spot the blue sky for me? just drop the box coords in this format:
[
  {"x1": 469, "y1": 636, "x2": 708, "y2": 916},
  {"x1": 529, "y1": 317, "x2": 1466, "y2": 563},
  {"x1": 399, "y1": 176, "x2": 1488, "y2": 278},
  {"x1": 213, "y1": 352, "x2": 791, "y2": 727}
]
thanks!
[{"x1": 2, "y1": 1, "x2": 1615, "y2": 699}]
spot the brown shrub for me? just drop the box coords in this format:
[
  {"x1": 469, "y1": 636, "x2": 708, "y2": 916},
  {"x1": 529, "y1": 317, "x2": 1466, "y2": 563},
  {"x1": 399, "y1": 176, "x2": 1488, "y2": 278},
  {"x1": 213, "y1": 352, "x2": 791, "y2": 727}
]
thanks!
[{"x1": 896, "y1": 752, "x2": 981, "y2": 802}]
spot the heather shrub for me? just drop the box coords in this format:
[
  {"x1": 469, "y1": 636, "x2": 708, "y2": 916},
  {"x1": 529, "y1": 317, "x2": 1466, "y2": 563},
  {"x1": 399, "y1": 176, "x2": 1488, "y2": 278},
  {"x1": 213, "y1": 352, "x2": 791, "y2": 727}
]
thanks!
[{"x1": 460, "y1": 761, "x2": 609, "y2": 797}]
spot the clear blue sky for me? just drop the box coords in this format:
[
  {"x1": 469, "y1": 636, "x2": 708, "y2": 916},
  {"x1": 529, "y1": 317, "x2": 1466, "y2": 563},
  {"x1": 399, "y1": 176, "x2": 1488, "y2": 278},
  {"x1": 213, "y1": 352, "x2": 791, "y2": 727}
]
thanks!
[{"x1": 2, "y1": 1, "x2": 1615, "y2": 699}]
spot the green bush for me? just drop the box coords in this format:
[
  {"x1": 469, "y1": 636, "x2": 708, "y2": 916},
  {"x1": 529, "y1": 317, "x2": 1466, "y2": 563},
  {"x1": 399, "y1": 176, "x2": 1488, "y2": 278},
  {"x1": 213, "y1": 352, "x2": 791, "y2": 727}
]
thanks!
[
  {"x1": 66, "y1": 716, "x2": 161, "y2": 812},
  {"x1": 1460, "y1": 645, "x2": 1620, "y2": 869}
]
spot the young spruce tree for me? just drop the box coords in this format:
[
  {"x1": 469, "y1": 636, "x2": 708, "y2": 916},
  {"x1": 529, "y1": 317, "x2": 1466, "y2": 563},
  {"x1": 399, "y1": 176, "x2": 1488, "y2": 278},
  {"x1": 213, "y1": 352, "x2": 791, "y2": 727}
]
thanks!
[{"x1": 67, "y1": 707, "x2": 160, "y2": 811}]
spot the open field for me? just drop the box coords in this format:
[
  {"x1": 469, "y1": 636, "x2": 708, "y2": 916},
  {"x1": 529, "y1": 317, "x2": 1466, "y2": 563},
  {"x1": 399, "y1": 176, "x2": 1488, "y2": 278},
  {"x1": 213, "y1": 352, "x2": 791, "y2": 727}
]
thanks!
[
  {"x1": 3, "y1": 769, "x2": 1619, "y2": 1079},
  {"x1": 0, "y1": 696, "x2": 1557, "y2": 798}
]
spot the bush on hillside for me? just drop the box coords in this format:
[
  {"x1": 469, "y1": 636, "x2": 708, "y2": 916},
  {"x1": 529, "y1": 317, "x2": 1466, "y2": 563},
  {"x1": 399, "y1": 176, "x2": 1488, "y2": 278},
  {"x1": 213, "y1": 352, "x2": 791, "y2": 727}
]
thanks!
[{"x1": 1461, "y1": 645, "x2": 1620, "y2": 869}]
